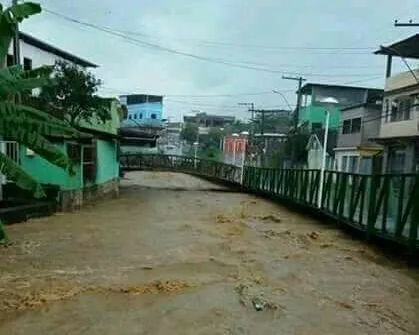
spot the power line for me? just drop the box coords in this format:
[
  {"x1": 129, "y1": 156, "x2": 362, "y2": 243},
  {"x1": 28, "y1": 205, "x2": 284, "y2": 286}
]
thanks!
[
  {"x1": 43, "y1": 8, "x2": 382, "y2": 78},
  {"x1": 343, "y1": 75, "x2": 384, "y2": 85},
  {"x1": 166, "y1": 99, "x2": 290, "y2": 110},
  {"x1": 117, "y1": 30, "x2": 375, "y2": 52},
  {"x1": 100, "y1": 86, "x2": 291, "y2": 97}
]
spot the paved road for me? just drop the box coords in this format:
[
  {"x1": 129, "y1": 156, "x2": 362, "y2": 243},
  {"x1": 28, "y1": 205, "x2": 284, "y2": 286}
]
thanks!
[{"x1": 0, "y1": 172, "x2": 418, "y2": 334}]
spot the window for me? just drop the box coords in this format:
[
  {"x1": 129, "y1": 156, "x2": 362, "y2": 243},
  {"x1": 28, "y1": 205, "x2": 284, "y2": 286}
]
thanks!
[
  {"x1": 133, "y1": 114, "x2": 137, "y2": 120},
  {"x1": 128, "y1": 114, "x2": 132, "y2": 119},
  {"x1": 349, "y1": 156, "x2": 358, "y2": 173},
  {"x1": 6, "y1": 54, "x2": 13, "y2": 67},
  {"x1": 151, "y1": 113, "x2": 157, "y2": 120},
  {"x1": 342, "y1": 120, "x2": 351, "y2": 134},
  {"x1": 342, "y1": 156, "x2": 348, "y2": 172},
  {"x1": 83, "y1": 142, "x2": 97, "y2": 183},
  {"x1": 342, "y1": 118, "x2": 361, "y2": 134},
  {"x1": 390, "y1": 96, "x2": 413, "y2": 122},
  {"x1": 351, "y1": 117, "x2": 361, "y2": 133},
  {"x1": 139, "y1": 113, "x2": 143, "y2": 119},
  {"x1": 389, "y1": 150, "x2": 406, "y2": 174},
  {"x1": 359, "y1": 157, "x2": 372, "y2": 174},
  {"x1": 311, "y1": 122, "x2": 322, "y2": 132},
  {"x1": 384, "y1": 98, "x2": 390, "y2": 122},
  {"x1": 23, "y1": 57, "x2": 32, "y2": 71},
  {"x1": 67, "y1": 143, "x2": 82, "y2": 162}
]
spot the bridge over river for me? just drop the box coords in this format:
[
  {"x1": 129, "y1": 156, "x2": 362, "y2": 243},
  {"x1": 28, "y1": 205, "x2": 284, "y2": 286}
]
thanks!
[{"x1": 0, "y1": 169, "x2": 418, "y2": 334}]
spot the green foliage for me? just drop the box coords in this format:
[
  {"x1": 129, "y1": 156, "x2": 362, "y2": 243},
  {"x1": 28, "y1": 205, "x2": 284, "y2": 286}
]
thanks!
[
  {"x1": 38, "y1": 60, "x2": 110, "y2": 126},
  {"x1": 180, "y1": 122, "x2": 199, "y2": 144},
  {"x1": 224, "y1": 120, "x2": 249, "y2": 134},
  {"x1": 0, "y1": 2, "x2": 79, "y2": 198},
  {"x1": 254, "y1": 114, "x2": 290, "y2": 134},
  {"x1": 0, "y1": 2, "x2": 41, "y2": 65},
  {"x1": 199, "y1": 127, "x2": 223, "y2": 159},
  {"x1": 0, "y1": 152, "x2": 45, "y2": 198},
  {"x1": 285, "y1": 132, "x2": 310, "y2": 164}
]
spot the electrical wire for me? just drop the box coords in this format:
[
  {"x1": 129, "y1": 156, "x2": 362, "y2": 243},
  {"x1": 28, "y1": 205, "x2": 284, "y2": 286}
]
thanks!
[
  {"x1": 43, "y1": 8, "x2": 382, "y2": 78},
  {"x1": 117, "y1": 30, "x2": 375, "y2": 52},
  {"x1": 100, "y1": 86, "x2": 292, "y2": 97}
]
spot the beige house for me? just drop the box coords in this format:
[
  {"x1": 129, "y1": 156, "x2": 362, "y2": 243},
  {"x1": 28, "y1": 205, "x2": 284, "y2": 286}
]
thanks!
[{"x1": 374, "y1": 34, "x2": 419, "y2": 173}]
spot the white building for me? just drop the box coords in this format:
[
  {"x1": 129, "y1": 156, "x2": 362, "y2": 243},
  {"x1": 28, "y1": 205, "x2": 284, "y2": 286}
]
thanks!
[
  {"x1": 7, "y1": 31, "x2": 98, "y2": 70},
  {"x1": 374, "y1": 34, "x2": 419, "y2": 173},
  {"x1": 1, "y1": 32, "x2": 98, "y2": 193}
]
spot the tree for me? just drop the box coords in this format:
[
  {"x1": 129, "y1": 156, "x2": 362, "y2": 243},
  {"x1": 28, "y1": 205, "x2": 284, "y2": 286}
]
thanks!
[
  {"x1": 224, "y1": 120, "x2": 249, "y2": 135},
  {"x1": 199, "y1": 127, "x2": 223, "y2": 159},
  {"x1": 38, "y1": 60, "x2": 109, "y2": 126},
  {"x1": 180, "y1": 122, "x2": 198, "y2": 144},
  {"x1": 253, "y1": 113, "x2": 291, "y2": 134},
  {"x1": 0, "y1": 2, "x2": 79, "y2": 198}
]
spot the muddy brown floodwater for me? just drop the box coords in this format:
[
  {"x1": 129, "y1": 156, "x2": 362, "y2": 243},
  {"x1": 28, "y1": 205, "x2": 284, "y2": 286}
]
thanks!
[{"x1": 0, "y1": 171, "x2": 418, "y2": 334}]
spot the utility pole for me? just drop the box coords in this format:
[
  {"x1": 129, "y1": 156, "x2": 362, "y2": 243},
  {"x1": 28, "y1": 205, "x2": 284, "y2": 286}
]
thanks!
[
  {"x1": 12, "y1": 0, "x2": 21, "y2": 67},
  {"x1": 253, "y1": 109, "x2": 287, "y2": 168},
  {"x1": 238, "y1": 102, "x2": 255, "y2": 123},
  {"x1": 282, "y1": 76, "x2": 306, "y2": 167},
  {"x1": 238, "y1": 102, "x2": 255, "y2": 160},
  {"x1": 282, "y1": 76, "x2": 306, "y2": 128},
  {"x1": 394, "y1": 20, "x2": 419, "y2": 27}
]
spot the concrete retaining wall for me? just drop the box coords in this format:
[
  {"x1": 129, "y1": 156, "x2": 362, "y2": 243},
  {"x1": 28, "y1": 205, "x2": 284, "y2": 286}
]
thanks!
[{"x1": 59, "y1": 178, "x2": 120, "y2": 212}]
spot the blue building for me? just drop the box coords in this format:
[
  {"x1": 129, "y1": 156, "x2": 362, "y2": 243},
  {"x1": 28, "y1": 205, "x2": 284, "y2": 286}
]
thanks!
[{"x1": 120, "y1": 94, "x2": 163, "y2": 128}]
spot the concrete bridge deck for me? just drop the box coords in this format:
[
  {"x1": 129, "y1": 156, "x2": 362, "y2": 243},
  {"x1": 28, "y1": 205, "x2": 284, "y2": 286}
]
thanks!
[{"x1": 0, "y1": 172, "x2": 418, "y2": 334}]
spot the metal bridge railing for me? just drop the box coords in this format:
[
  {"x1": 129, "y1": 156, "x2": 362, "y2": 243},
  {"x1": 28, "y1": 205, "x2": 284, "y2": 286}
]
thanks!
[{"x1": 120, "y1": 153, "x2": 419, "y2": 252}]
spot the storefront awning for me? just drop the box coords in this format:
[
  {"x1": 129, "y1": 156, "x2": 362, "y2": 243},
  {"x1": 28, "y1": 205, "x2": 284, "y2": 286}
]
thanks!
[{"x1": 356, "y1": 145, "x2": 383, "y2": 157}]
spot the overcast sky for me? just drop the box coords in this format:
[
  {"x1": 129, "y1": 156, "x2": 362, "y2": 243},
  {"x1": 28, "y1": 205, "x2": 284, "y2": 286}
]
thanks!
[{"x1": 9, "y1": 0, "x2": 419, "y2": 121}]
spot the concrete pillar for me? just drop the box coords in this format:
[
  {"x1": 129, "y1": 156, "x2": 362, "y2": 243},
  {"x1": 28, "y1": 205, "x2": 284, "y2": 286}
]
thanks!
[
  {"x1": 405, "y1": 143, "x2": 415, "y2": 173},
  {"x1": 382, "y1": 146, "x2": 390, "y2": 174},
  {"x1": 386, "y1": 55, "x2": 393, "y2": 78}
]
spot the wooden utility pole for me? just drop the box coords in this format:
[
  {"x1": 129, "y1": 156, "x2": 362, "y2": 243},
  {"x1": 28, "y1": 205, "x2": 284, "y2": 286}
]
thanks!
[
  {"x1": 12, "y1": 0, "x2": 21, "y2": 66},
  {"x1": 282, "y1": 76, "x2": 306, "y2": 167},
  {"x1": 282, "y1": 76, "x2": 306, "y2": 128},
  {"x1": 253, "y1": 109, "x2": 288, "y2": 168}
]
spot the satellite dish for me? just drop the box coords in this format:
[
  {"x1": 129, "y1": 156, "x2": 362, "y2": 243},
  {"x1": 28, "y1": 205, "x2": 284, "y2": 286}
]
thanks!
[{"x1": 320, "y1": 97, "x2": 339, "y2": 104}]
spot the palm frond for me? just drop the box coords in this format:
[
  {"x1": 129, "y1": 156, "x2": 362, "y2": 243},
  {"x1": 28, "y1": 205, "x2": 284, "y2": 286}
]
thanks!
[
  {"x1": 0, "y1": 3, "x2": 41, "y2": 63},
  {"x1": 0, "y1": 101, "x2": 77, "y2": 131},
  {"x1": 0, "y1": 65, "x2": 54, "y2": 98}
]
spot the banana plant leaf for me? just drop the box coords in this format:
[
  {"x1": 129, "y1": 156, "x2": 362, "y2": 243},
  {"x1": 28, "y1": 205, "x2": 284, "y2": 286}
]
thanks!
[
  {"x1": 0, "y1": 3, "x2": 41, "y2": 64},
  {"x1": 0, "y1": 65, "x2": 54, "y2": 99},
  {"x1": 0, "y1": 126, "x2": 73, "y2": 171},
  {"x1": 0, "y1": 151, "x2": 45, "y2": 198},
  {"x1": 0, "y1": 102, "x2": 79, "y2": 137}
]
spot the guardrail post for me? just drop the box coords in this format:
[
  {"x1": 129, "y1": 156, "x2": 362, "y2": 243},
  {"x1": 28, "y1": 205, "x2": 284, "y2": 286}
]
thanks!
[
  {"x1": 366, "y1": 174, "x2": 379, "y2": 241},
  {"x1": 408, "y1": 174, "x2": 419, "y2": 254}
]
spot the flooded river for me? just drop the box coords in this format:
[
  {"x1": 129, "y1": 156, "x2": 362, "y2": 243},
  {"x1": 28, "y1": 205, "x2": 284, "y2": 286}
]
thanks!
[{"x1": 0, "y1": 172, "x2": 418, "y2": 334}]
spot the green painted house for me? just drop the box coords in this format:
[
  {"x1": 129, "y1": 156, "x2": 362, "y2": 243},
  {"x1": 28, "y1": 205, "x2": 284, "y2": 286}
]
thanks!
[
  {"x1": 297, "y1": 83, "x2": 382, "y2": 132},
  {"x1": 18, "y1": 100, "x2": 123, "y2": 211}
]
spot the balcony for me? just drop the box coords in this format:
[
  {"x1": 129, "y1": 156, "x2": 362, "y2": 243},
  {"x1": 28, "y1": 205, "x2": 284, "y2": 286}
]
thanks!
[{"x1": 385, "y1": 70, "x2": 419, "y2": 93}]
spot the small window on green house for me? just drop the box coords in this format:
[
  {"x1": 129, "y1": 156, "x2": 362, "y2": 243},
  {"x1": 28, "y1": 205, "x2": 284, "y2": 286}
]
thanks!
[
  {"x1": 83, "y1": 142, "x2": 97, "y2": 183},
  {"x1": 311, "y1": 122, "x2": 322, "y2": 132},
  {"x1": 67, "y1": 143, "x2": 82, "y2": 163}
]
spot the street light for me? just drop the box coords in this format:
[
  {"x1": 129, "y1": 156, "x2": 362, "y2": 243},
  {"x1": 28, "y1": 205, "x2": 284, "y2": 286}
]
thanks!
[
  {"x1": 240, "y1": 131, "x2": 249, "y2": 184},
  {"x1": 272, "y1": 90, "x2": 293, "y2": 111},
  {"x1": 193, "y1": 141, "x2": 199, "y2": 168},
  {"x1": 232, "y1": 133, "x2": 239, "y2": 166},
  {"x1": 317, "y1": 97, "x2": 339, "y2": 208}
]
